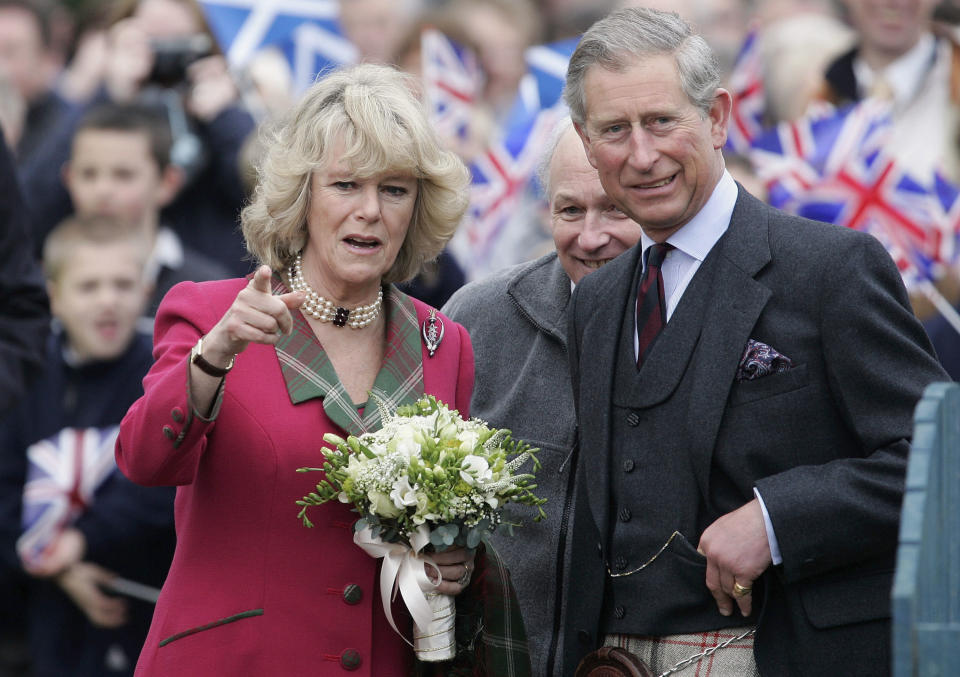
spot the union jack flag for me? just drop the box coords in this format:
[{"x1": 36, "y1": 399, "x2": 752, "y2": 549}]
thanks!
[
  {"x1": 747, "y1": 100, "x2": 960, "y2": 289},
  {"x1": 749, "y1": 100, "x2": 892, "y2": 209},
  {"x1": 200, "y1": 0, "x2": 355, "y2": 93},
  {"x1": 725, "y1": 25, "x2": 764, "y2": 155},
  {"x1": 17, "y1": 426, "x2": 119, "y2": 569},
  {"x1": 421, "y1": 29, "x2": 483, "y2": 146},
  {"x1": 450, "y1": 38, "x2": 577, "y2": 278},
  {"x1": 931, "y1": 170, "x2": 960, "y2": 266}
]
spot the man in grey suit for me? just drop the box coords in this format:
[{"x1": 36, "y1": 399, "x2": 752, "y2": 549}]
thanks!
[
  {"x1": 561, "y1": 7, "x2": 950, "y2": 677},
  {"x1": 443, "y1": 121, "x2": 641, "y2": 677}
]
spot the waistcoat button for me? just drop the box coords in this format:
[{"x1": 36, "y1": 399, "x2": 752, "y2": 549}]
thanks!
[
  {"x1": 614, "y1": 605, "x2": 626, "y2": 619},
  {"x1": 619, "y1": 507, "x2": 632, "y2": 522},
  {"x1": 626, "y1": 412, "x2": 640, "y2": 426},
  {"x1": 622, "y1": 459, "x2": 635, "y2": 473}
]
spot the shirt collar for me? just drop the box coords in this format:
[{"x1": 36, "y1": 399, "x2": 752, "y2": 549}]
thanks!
[
  {"x1": 639, "y1": 169, "x2": 737, "y2": 263},
  {"x1": 273, "y1": 274, "x2": 425, "y2": 436},
  {"x1": 853, "y1": 32, "x2": 937, "y2": 105},
  {"x1": 145, "y1": 227, "x2": 184, "y2": 285}
]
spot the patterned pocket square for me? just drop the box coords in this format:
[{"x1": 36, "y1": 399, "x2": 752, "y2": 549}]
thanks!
[{"x1": 736, "y1": 339, "x2": 793, "y2": 382}]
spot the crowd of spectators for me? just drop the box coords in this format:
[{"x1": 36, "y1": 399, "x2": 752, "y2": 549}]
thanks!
[{"x1": 0, "y1": 0, "x2": 958, "y2": 675}]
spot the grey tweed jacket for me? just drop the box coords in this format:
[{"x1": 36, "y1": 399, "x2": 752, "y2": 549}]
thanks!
[{"x1": 443, "y1": 252, "x2": 577, "y2": 677}]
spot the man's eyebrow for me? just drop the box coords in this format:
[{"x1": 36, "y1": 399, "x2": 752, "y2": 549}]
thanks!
[{"x1": 552, "y1": 191, "x2": 581, "y2": 206}]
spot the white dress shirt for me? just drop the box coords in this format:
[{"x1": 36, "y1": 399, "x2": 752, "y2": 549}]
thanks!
[{"x1": 630, "y1": 169, "x2": 784, "y2": 565}]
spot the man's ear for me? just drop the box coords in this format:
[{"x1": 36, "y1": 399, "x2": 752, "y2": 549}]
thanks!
[
  {"x1": 574, "y1": 121, "x2": 599, "y2": 169},
  {"x1": 156, "y1": 165, "x2": 185, "y2": 208},
  {"x1": 709, "y1": 88, "x2": 733, "y2": 150}
]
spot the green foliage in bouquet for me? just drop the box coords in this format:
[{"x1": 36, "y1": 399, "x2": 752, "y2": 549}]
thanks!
[{"x1": 296, "y1": 395, "x2": 546, "y2": 551}]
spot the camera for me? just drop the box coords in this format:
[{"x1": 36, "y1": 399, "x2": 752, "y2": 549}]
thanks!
[{"x1": 147, "y1": 34, "x2": 213, "y2": 87}]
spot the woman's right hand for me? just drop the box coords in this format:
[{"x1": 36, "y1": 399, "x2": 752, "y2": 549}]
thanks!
[{"x1": 202, "y1": 265, "x2": 304, "y2": 365}]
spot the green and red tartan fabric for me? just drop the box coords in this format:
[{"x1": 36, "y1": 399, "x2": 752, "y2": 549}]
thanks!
[
  {"x1": 416, "y1": 543, "x2": 532, "y2": 677},
  {"x1": 272, "y1": 274, "x2": 531, "y2": 675},
  {"x1": 273, "y1": 275, "x2": 425, "y2": 436}
]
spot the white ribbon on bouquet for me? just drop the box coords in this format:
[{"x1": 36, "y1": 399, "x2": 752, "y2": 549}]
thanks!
[{"x1": 353, "y1": 524, "x2": 440, "y2": 642}]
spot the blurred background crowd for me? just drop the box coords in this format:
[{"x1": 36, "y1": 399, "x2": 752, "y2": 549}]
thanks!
[{"x1": 0, "y1": 0, "x2": 959, "y2": 675}]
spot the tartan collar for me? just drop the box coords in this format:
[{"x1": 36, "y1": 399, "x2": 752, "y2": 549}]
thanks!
[{"x1": 273, "y1": 273, "x2": 424, "y2": 436}]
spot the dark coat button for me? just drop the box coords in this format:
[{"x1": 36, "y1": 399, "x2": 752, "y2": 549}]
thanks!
[
  {"x1": 340, "y1": 649, "x2": 361, "y2": 670},
  {"x1": 343, "y1": 583, "x2": 363, "y2": 605},
  {"x1": 618, "y1": 507, "x2": 632, "y2": 522},
  {"x1": 622, "y1": 459, "x2": 635, "y2": 473},
  {"x1": 578, "y1": 630, "x2": 592, "y2": 645},
  {"x1": 615, "y1": 555, "x2": 627, "y2": 571},
  {"x1": 162, "y1": 425, "x2": 175, "y2": 440},
  {"x1": 171, "y1": 407, "x2": 184, "y2": 422},
  {"x1": 626, "y1": 412, "x2": 639, "y2": 426},
  {"x1": 614, "y1": 605, "x2": 626, "y2": 619}
]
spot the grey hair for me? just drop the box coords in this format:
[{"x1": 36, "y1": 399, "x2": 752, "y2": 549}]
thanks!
[
  {"x1": 564, "y1": 6, "x2": 721, "y2": 125},
  {"x1": 535, "y1": 117, "x2": 575, "y2": 198},
  {"x1": 241, "y1": 63, "x2": 469, "y2": 283}
]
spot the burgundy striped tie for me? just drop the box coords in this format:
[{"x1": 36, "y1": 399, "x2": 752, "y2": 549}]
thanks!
[{"x1": 636, "y1": 243, "x2": 674, "y2": 368}]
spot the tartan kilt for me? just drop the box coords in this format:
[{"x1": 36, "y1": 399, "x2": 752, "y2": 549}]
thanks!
[{"x1": 603, "y1": 626, "x2": 759, "y2": 676}]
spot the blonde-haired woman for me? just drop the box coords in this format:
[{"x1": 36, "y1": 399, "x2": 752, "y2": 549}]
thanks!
[{"x1": 117, "y1": 64, "x2": 525, "y2": 675}]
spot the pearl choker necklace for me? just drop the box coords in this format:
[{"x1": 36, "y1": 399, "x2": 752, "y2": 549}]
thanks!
[{"x1": 287, "y1": 254, "x2": 383, "y2": 329}]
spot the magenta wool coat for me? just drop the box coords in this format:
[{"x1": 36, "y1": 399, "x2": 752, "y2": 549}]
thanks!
[{"x1": 116, "y1": 278, "x2": 474, "y2": 676}]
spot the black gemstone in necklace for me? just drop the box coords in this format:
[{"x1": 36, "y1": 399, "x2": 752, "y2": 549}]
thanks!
[{"x1": 333, "y1": 307, "x2": 350, "y2": 327}]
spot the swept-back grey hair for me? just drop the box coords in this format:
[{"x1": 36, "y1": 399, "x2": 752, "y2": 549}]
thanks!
[
  {"x1": 242, "y1": 63, "x2": 470, "y2": 283},
  {"x1": 564, "y1": 7, "x2": 721, "y2": 125}
]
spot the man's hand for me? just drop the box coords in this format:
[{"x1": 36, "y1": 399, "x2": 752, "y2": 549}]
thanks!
[
  {"x1": 55, "y1": 562, "x2": 129, "y2": 628},
  {"x1": 697, "y1": 498, "x2": 771, "y2": 617},
  {"x1": 23, "y1": 527, "x2": 86, "y2": 578}
]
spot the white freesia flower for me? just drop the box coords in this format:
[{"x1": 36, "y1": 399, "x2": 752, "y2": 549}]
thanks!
[
  {"x1": 458, "y1": 430, "x2": 480, "y2": 453},
  {"x1": 460, "y1": 454, "x2": 493, "y2": 486},
  {"x1": 368, "y1": 489, "x2": 402, "y2": 518},
  {"x1": 390, "y1": 476, "x2": 419, "y2": 510}
]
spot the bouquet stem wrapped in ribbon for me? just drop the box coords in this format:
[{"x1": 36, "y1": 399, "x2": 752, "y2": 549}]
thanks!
[{"x1": 296, "y1": 396, "x2": 545, "y2": 663}]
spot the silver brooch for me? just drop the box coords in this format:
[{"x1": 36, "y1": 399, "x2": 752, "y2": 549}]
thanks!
[{"x1": 421, "y1": 308, "x2": 444, "y2": 358}]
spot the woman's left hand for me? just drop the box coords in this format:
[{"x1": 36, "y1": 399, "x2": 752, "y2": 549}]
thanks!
[{"x1": 427, "y1": 547, "x2": 477, "y2": 595}]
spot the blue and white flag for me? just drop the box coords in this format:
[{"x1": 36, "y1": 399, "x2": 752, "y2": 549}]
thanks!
[
  {"x1": 18, "y1": 426, "x2": 119, "y2": 569},
  {"x1": 200, "y1": 0, "x2": 356, "y2": 92}
]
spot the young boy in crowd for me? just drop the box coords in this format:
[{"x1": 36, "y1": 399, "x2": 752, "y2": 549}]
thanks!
[
  {"x1": 62, "y1": 102, "x2": 229, "y2": 319},
  {"x1": 0, "y1": 216, "x2": 176, "y2": 677}
]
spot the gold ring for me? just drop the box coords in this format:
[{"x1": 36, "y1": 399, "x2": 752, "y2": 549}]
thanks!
[
  {"x1": 732, "y1": 581, "x2": 752, "y2": 597},
  {"x1": 456, "y1": 564, "x2": 471, "y2": 586}
]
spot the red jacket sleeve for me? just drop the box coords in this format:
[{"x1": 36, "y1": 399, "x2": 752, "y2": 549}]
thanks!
[{"x1": 116, "y1": 279, "x2": 243, "y2": 486}]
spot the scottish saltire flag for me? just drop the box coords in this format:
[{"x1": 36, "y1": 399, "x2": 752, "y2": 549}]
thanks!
[
  {"x1": 522, "y1": 37, "x2": 579, "y2": 113},
  {"x1": 725, "y1": 25, "x2": 764, "y2": 155},
  {"x1": 200, "y1": 0, "x2": 356, "y2": 93},
  {"x1": 421, "y1": 29, "x2": 483, "y2": 146},
  {"x1": 17, "y1": 426, "x2": 119, "y2": 569}
]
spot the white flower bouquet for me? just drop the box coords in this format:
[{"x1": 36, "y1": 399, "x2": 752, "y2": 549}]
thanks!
[{"x1": 296, "y1": 395, "x2": 545, "y2": 661}]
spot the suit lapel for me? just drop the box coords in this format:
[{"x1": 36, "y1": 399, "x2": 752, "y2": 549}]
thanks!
[{"x1": 685, "y1": 189, "x2": 773, "y2": 500}]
